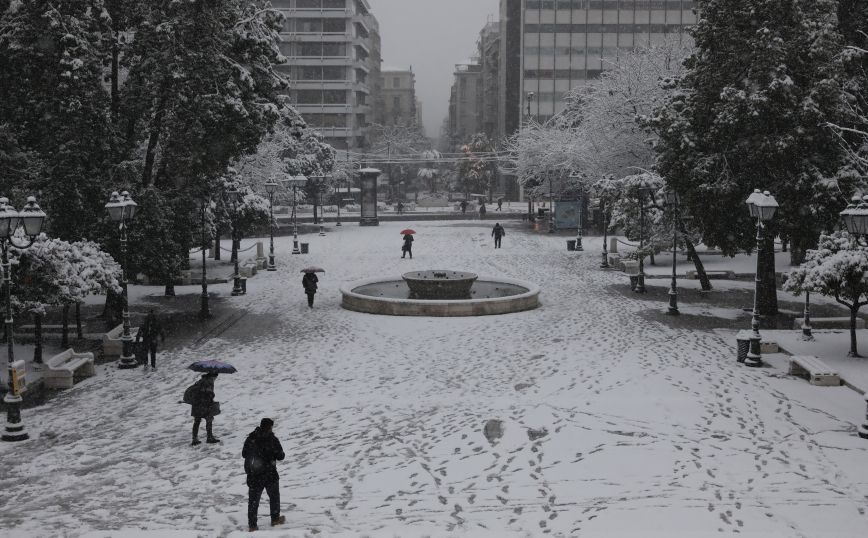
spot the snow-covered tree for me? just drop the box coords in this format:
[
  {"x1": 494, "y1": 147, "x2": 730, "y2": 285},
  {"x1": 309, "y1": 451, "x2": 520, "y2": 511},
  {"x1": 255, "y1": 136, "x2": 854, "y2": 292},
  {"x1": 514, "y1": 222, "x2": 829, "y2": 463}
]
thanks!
[
  {"x1": 784, "y1": 232, "x2": 868, "y2": 357},
  {"x1": 650, "y1": 0, "x2": 855, "y2": 266}
]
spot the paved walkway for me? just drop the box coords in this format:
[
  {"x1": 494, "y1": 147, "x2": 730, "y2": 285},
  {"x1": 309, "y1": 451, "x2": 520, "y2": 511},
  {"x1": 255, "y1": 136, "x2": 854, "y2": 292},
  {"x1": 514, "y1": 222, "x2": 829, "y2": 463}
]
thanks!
[{"x1": 1, "y1": 221, "x2": 866, "y2": 538}]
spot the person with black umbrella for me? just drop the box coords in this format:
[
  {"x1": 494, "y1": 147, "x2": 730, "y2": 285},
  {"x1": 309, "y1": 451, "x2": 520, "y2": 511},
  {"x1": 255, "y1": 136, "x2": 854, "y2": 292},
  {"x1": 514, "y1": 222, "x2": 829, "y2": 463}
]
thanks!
[
  {"x1": 243, "y1": 418, "x2": 286, "y2": 532},
  {"x1": 302, "y1": 269, "x2": 321, "y2": 308}
]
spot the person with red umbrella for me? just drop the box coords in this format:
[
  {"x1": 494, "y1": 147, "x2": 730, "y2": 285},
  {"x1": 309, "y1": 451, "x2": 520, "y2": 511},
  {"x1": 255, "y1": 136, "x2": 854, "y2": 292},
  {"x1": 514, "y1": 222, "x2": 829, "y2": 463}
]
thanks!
[
  {"x1": 301, "y1": 268, "x2": 324, "y2": 308},
  {"x1": 401, "y1": 229, "x2": 415, "y2": 259}
]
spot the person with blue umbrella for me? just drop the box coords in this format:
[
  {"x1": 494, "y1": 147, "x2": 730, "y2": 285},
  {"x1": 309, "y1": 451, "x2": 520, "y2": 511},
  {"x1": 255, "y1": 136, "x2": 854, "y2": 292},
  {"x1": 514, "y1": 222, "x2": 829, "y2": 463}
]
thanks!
[{"x1": 184, "y1": 360, "x2": 236, "y2": 446}]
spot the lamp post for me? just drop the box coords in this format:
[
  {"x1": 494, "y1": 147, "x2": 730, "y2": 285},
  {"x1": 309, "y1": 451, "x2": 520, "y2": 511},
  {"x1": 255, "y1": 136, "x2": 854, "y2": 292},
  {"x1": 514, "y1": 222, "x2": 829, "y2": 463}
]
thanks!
[
  {"x1": 0, "y1": 196, "x2": 46, "y2": 442},
  {"x1": 635, "y1": 187, "x2": 653, "y2": 294},
  {"x1": 663, "y1": 190, "x2": 681, "y2": 316},
  {"x1": 311, "y1": 175, "x2": 330, "y2": 237},
  {"x1": 264, "y1": 180, "x2": 278, "y2": 271},
  {"x1": 104, "y1": 191, "x2": 138, "y2": 369},
  {"x1": 225, "y1": 188, "x2": 244, "y2": 296},
  {"x1": 841, "y1": 194, "x2": 868, "y2": 239},
  {"x1": 548, "y1": 173, "x2": 555, "y2": 234},
  {"x1": 744, "y1": 189, "x2": 779, "y2": 368},
  {"x1": 284, "y1": 174, "x2": 307, "y2": 255},
  {"x1": 335, "y1": 174, "x2": 343, "y2": 227},
  {"x1": 198, "y1": 197, "x2": 211, "y2": 319},
  {"x1": 600, "y1": 200, "x2": 610, "y2": 268}
]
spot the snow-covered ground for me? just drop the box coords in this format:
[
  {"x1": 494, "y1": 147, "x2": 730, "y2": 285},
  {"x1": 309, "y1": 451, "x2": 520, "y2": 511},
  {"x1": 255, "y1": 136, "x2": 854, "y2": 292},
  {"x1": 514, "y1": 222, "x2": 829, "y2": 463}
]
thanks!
[{"x1": 2, "y1": 221, "x2": 867, "y2": 538}]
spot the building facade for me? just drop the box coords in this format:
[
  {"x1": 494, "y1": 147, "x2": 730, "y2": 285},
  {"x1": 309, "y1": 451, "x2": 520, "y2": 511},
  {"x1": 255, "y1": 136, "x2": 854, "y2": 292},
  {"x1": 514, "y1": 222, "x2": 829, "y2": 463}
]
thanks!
[
  {"x1": 379, "y1": 68, "x2": 418, "y2": 127},
  {"x1": 448, "y1": 62, "x2": 484, "y2": 147},
  {"x1": 478, "y1": 21, "x2": 501, "y2": 140},
  {"x1": 500, "y1": 0, "x2": 696, "y2": 132},
  {"x1": 273, "y1": 0, "x2": 382, "y2": 150}
]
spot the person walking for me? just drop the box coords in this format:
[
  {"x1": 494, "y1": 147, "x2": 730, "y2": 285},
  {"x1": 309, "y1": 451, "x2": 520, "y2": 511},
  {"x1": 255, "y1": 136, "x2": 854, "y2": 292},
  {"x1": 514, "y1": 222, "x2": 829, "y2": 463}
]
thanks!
[
  {"x1": 496, "y1": 198, "x2": 503, "y2": 211},
  {"x1": 397, "y1": 201, "x2": 404, "y2": 215},
  {"x1": 302, "y1": 272, "x2": 319, "y2": 308},
  {"x1": 460, "y1": 200, "x2": 468, "y2": 215},
  {"x1": 188, "y1": 373, "x2": 220, "y2": 445},
  {"x1": 401, "y1": 233, "x2": 414, "y2": 259},
  {"x1": 135, "y1": 309, "x2": 165, "y2": 370},
  {"x1": 479, "y1": 202, "x2": 487, "y2": 220},
  {"x1": 492, "y1": 222, "x2": 505, "y2": 249},
  {"x1": 243, "y1": 418, "x2": 286, "y2": 532}
]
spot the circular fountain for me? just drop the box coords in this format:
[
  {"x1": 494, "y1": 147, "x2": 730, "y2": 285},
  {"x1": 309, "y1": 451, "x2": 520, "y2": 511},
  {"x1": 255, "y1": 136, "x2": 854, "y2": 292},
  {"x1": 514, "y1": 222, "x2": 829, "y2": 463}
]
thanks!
[{"x1": 341, "y1": 270, "x2": 540, "y2": 317}]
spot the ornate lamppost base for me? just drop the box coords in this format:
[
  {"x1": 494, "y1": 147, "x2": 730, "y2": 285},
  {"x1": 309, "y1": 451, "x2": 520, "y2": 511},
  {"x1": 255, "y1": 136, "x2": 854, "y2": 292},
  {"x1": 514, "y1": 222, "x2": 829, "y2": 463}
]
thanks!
[
  {"x1": 744, "y1": 355, "x2": 763, "y2": 368},
  {"x1": 117, "y1": 355, "x2": 139, "y2": 370},
  {"x1": 319, "y1": 225, "x2": 325, "y2": 237},
  {"x1": 2, "y1": 395, "x2": 28, "y2": 442},
  {"x1": 267, "y1": 254, "x2": 276, "y2": 272},
  {"x1": 635, "y1": 274, "x2": 647, "y2": 294},
  {"x1": 667, "y1": 294, "x2": 680, "y2": 316}
]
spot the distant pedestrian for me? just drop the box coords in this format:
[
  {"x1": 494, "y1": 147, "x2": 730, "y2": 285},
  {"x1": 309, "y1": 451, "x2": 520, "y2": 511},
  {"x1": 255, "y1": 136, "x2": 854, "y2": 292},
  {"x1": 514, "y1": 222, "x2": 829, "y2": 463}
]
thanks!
[
  {"x1": 243, "y1": 418, "x2": 286, "y2": 532},
  {"x1": 186, "y1": 373, "x2": 220, "y2": 445},
  {"x1": 497, "y1": 198, "x2": 503, "y2": 211},
  {"x1": 479, "y1": 203, "x2": 487, "y2": 219},
  {"x1": 492, "y1": 223, "x2": 505, "y2": 248},
  {"x1": 460, "y1": 200, "x2": 468, "y2": 214},
  {"x1": 397, "y1": 201, "x2": 404, "y2": 215},
  {"x1": 401, "y1": 233, "x2": 414, "y2": 259},
  {"x1": 302, "y1": 272, "x2": 319, "y2": 308},
  {"x1": 135, "y1": 309, "x2": 166, "y2": 370}
]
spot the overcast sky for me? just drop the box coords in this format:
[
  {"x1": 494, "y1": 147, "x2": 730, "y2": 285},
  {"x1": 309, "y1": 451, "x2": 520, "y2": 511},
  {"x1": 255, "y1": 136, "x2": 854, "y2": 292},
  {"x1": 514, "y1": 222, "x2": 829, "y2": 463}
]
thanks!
[{"x1": 368, "y1": 0, "x2": 500, "y2": 139}]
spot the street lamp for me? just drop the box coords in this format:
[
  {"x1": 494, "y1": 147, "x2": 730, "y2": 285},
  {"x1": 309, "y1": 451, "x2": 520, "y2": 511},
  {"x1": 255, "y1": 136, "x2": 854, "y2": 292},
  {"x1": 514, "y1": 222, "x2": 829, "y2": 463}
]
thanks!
[
  {"x1": 225, "y1": 188, "x2": 244, "y2": 296},
  {"x1": 283, "y1": 174, "x2": 307, "y2": 255},
  {"x1": 663, "y1": 190, "x2": 682, "y2": 316},
  {"x1": 335, "y1": 174, "x2": 343, "y2": 227},
  {"x1": 104, "y1": 191, "x2": 138, "y2": 370},
  {"x1": 311, "y1": 175, "x2": 330, "y2": 237},
  {"x1": 841, "y1": 194, "x2": 868, "y2": 239},
  {"x1": 1, "y1": 196, "x2": 46, "y2": 442},
  {"x1": 635, "y1": 186, "x2": 654, "y2": 294},
  {"x1": 264, "y1": 180, "x2": 279, "y2": 271},
  {"x1": 548, "y1": 173, "x2": 555, "y2": 234},
  {"x1": 744, "y1": 189, "x2": 779, "y2": 368}
]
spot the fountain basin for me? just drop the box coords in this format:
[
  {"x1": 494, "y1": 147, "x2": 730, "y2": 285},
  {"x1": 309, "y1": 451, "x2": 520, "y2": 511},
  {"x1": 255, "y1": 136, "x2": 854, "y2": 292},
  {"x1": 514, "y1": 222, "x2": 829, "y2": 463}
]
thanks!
[
  {"x1": 341, "y1": 275, "x2": 540, "y2": 317},
  {"x1": 402, "y1": 270, "x2": 478, "y2": 300}
]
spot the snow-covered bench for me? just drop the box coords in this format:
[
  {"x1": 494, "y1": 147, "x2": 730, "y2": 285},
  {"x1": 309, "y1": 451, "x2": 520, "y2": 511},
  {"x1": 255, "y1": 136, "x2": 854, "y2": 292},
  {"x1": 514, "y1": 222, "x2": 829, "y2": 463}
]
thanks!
[
  {"x1": 43, "y1": 349, "x2": 95, "y2": 389},
  {"x1": 103, "y1": 324, "x2": 139, "y2": 358},
  {"x1": 788, "y1": 356, "x2": 840, "y2": 387}
]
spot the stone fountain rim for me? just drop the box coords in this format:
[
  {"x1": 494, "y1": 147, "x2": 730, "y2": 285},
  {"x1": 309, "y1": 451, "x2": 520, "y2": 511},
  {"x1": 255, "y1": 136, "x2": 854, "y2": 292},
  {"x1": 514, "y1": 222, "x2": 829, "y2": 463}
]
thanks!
[{"x1": 341, "y1": 275, "x2": 540, "y2": 306}]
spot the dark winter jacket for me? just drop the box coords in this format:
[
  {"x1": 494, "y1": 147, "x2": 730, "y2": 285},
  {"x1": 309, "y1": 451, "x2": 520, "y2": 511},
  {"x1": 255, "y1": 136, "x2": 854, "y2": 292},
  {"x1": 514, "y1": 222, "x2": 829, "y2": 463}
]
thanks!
[
  {"x1": 137, "y1": 313, "x2": 165, "y2": 348},
  {"x1": 479, "y1": 204, "x2": 487, "y2": 215},
  {"x1": 492, "y1": 224, "x2": 505, "y2": 238},
  {"x1": 402, "y1": 234, "x2": 414, "y2": 250},
  {"x1": 302, "y1": 273, "x2": 319, "y2": 294},
  {"x1": 242, "y1": 427, "x2": 285, "y2": 487},
  {"x1": 190, "y1": 377, "x2": 216, "y2": 419}
]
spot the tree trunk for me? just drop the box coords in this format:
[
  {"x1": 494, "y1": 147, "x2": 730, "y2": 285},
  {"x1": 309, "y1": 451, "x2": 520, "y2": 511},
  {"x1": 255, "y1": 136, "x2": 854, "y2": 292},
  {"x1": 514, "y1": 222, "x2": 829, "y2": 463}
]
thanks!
[
  {"x1": 75, "y1": 303, "x2": 83, "y2": 340},
  {"x1": 214, "y1": 228, "x2": 221, "y2": 261},
  {"x1": 789, "y1": 236, "x2": 809, "y2": 266},
  {"x1": 679, "y1": 226, "x2": 712, "y2": 291},
  {"x1": 850, "y1": 307, "x2": 861, "y2": 358},
  {"x1": 758, "y1": 234, "x2": 779, "y2": 317},
  {"x1": 61, "y1": 304, "x2": 70, "y2": 349},
  {"x1": 649, "y1": 252, "x2": 656, "y2": 266},
  {"x1": 165, "y1": 283, "x2": 176, "y2": 297},
  {"x1": 33, "y1": 312, "x2": 43, "y2": 364},
  {"x1": 111, "y1": 33, "x2": 119, "y2": 121},
  {"x1": 142, "y1": 82, "x2": 170, "y2": 187}
]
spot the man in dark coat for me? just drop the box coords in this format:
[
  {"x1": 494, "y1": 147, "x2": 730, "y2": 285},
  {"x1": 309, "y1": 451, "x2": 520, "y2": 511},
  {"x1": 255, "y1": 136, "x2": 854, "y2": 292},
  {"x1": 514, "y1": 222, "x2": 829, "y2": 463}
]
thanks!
[
  {"x1": 190, "y1": 373, "x2": 220, "y2": 445},
  {"x1": 302, "y1": 272, "x2": 319, "y2": 308},
  {"x1": 401, "y1": 233, "x2": 414, "y2": 259},
  {"x1": 479, "y1": 203, "x2": 487, "y2": 219},
  {"x1": 243, "y1": 418, "x2": 286, "y2": 532},
  {"x1": 491, "y1": 223, "x2": 505, "y2": 249},
  {"x1": 459, "y1": 200, "x2": 468, "y2": 214},
  {"x1": 496, "y1": 198, "x2": 503, "y2": 211},
  {"x1": 135, "y1": 309, "x2": 165, "y2": 370}
]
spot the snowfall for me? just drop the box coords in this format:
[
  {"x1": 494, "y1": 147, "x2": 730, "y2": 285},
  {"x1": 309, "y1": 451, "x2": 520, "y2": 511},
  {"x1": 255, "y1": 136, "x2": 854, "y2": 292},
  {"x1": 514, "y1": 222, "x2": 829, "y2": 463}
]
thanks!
[{"x1": 1, "y1": 221, "x2": 867, "y2": 538}]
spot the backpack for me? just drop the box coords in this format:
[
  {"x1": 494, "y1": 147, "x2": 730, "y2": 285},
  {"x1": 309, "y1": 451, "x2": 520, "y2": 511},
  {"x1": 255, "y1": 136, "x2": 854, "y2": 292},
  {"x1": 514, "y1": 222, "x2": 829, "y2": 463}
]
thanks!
[
  {"x1": 245, "y1": 455, "x2": 267, "y2": 476},
  {"x1": 182, "y1": 383, "x2": 198, "y2": 405}
]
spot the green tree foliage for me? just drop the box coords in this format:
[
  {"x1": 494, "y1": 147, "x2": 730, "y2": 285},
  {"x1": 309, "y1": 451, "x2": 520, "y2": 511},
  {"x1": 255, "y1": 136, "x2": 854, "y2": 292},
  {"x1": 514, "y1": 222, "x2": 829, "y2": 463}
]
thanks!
[
  {"x1": 0, "y1": 0, "x2": 115, "y2": 240},
  {"x1": 650, "y1": 0, "x2": 854, "y2": 263}
]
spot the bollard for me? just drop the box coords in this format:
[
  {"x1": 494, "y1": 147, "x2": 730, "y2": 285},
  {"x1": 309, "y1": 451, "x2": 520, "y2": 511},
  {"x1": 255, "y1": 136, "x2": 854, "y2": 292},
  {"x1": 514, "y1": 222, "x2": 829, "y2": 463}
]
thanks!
[
  {"x1": 736, "y1": 330, "x2": 752, "y2": 363},
  {"x1": 859, "y1": 395, "x2": 868, "y2": 440},
  {"x1": 240, "y1": 277, "x2": 247, "y2": 295},
  {"x1": 609, "y1": 237, "x2": 619, "y2": 254}
]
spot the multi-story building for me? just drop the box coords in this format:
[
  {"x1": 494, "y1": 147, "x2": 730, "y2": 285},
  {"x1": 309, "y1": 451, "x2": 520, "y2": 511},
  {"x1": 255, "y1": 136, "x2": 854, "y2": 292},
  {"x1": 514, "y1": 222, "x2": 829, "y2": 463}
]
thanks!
[
  {"x1": 500, "y1": 0, "x2": 696, "y2": 133},
  {"x1": 478, "y1": 21, "x2": 501, "y2": 140},
  {"x1": 447, "y1": 61, "x2": 484, "y2": 147},
  {"x1": 379, "y1": 68, "x2": 418, "y2": 127},
  {"x1": 273, "y1": 0, "x2": 382, "y2": 151}
]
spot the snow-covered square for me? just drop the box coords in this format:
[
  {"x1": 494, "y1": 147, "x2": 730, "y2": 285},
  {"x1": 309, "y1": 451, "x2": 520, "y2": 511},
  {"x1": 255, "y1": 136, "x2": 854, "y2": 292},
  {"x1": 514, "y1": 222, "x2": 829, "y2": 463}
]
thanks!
[{"x1": 2, "y1": 222, "x2": 867, "y2": 538}]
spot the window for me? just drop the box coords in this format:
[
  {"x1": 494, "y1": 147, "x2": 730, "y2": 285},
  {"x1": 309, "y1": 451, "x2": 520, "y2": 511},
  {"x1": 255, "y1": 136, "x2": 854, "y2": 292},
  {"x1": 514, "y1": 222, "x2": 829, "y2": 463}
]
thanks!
[{"x1": 393, "y1": 77, "x2": 400, "y2": 88}]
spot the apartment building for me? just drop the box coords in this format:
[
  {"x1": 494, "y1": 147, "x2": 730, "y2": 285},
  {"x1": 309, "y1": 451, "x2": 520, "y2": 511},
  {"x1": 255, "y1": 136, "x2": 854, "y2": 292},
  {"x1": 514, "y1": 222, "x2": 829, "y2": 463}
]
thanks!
[
  {"x1": 273, "y1": 0, "x2": 382, "y2": 150},
  {"x1": 448, "y1": 62, "x2": 484, "y2": 146},
  {"x1": 478, "y1": 21, "x2": 501, "y2": 140},
  {"x1": 500, "y1": 0, "x2": 696, "y2": 132},
  {"x1": 379, "y1": 68, "x2": 418, "y2": 127}
]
